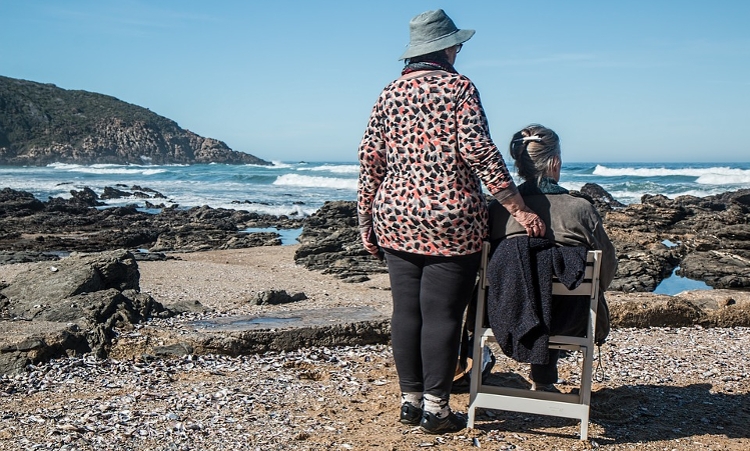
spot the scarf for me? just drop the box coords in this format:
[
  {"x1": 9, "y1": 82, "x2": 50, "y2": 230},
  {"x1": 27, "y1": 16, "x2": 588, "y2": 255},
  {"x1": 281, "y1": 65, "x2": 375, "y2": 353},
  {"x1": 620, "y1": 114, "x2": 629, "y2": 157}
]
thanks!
[
  {"x1": 401, "y1": 60, "x2": 458, "y2": 75},
  {"x1": 518, "y1": 177, "x2": 568, "y2": 196}
]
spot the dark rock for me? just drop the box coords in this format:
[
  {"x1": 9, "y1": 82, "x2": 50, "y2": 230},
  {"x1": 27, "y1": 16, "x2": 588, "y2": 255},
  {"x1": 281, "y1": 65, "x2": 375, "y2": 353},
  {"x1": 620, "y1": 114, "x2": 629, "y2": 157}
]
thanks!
[
  {"x1": 100, "y1": 186, "x2": 132, "y2": 200},
  {"x1": 0, "y1": 188, "x2": 45, "y2": 216},
  {"x1": 2, "y1": 250, "x2": 140, "y2": 313},
  {"x1": 343, "y1": 275, "x2": 372, "y2": 283},
  {"x1": 678, "y1": 250, "x2": 750, "y2": 289},
  {"x1": 0, "y1": 249, "x2": 170, "y2": 374},
  {"x1": 252, "y1": 290, "x2": 308, "y2": 306},
  {"x1": 607, "y1": 290, "x2": 750, "y2": 328},
  {"x1": 575, "y1": 183, "x2": 625, "y2": 216},
  {"x1": 0, "y1": 189, "x2": 300, "y2": 256},
  {"x1": 294, "y1": 201, "x2": 387, "y2": 279},
  {"x1": 604, "y1": 188, "x2": 750, "y2": 291},
  {"x1": 3, "y1": 181, "x2": 749, "y2": 294},
  {"x1": 125, "y1": 307, "x2": 392, "y2": 357},
  {"x1": 0, "y1": 251, "x2": 60, "y2": 265},
  {"x1": 166, "y1": 299, "x2": 211, "y2": 315},
  {"x1": 153, "y1": 343, "x2": 194, "y2": 357},
  {"x1": 130, "y1": 250, "x2": 169, "y2": 261},
  {"x1": 608, "y1": 295, "x2": 706, "y2": 327},
  {"x1": 69, "y1": 187, "x2": 104, "y2": 206},
  {"x1": 291, "y1": 187, "x2": 749, "y2": 291},
  {"x1": 0, "y1": 320, "x2": 95, "y2": 374}
]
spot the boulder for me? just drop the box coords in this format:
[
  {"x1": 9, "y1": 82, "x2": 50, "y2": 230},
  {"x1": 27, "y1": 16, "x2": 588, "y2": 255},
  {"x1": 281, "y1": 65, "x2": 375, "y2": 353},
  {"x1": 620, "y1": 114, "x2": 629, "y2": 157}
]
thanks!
[
  {"x1": 252, "y1": 289, "x2": 308, "y2": 306},
  {"x1": 69, "y1": 187, "x2": 104, "y2": 206},
  {"x1": 108, "y1": 306, "x2": 391, "y2": 361},
  {"x1": 575, "y1": 183, "x2": 625, "y2": 217},
  {"x1": 0, "y1": 188, "x2": 44, "y2": 216},
  {"x1": 0, "y1": 249, "x2": 170, "y2": 374},
  {"x1": 294, "y1": 201, "x2": 387, "y2": 278}
]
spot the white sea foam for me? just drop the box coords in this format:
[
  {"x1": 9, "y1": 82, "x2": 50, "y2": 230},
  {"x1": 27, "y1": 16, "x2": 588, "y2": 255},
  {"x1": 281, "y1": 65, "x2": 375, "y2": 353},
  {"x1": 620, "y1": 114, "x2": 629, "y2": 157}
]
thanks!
[
  {"x1": 266, "y1": 161, "x2": 295, "y2": 169},
  {"x1": 298, "y1": 164, "x2": 359, "y2": 174},
  {"x1": 272, "y1": 174, "x2": 357, "y2": 190},
  {"x1": 593, "y1": 164, "x2": 750, "y2": 181},
  {"x1": 1, "y1": 178, "x2": 75, "y2": 198},
  {"x1": 48, "y1": 162, "x2": 83, "y2": 169},
  {"x1": 211, "y1": 201, "x2": 317, "y2": 217},
  {"x1": 3, "y1": 161, "x2": 740, "y2": 213},
  {"x1": 48, "y1": 162, "x2": 168, "y2": 175},
  {"x1": 607, "y1": 187, "x2": 727, "y2": 204},
  {"x1": 559, "y1": 181, "x2": 585, "y2": 192},
  {"x1": 695, "y1": 172, "x2": 750, "y2": 185},
  {"x1": 605, "y1": 190, "x2": 643, "y2": 204},
  {"x1": 79, "y1": 167, "x2": 165, "y2": 175}
]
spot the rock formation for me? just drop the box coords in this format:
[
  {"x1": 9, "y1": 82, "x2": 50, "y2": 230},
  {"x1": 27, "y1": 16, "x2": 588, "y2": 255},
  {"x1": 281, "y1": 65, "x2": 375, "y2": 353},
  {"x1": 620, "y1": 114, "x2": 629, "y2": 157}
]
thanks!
[
  {"x1": 2, "y1": 187, "x2": 750, "y2": 374},
  {"x1": 294, "y1": 189, "x2": 750, "y2": 292},
  {"x1": 0, "y1": 75, "x2": 270, "y2": 166},
  {"x1": 1, "y1": 184, "x2": 749, "y2": 292},
  {"x1": 293, "y1": 201, "x2": 388, "y2": 281},
  {"x1": 0, "y1": 187, "x2": 301, "y2": 257},
  {"x1": 605, "y1": 190, "x2": 750, "y2": 291},
  {"x1": 0, "y1": 250, "x2": 170, "y2": 374}
]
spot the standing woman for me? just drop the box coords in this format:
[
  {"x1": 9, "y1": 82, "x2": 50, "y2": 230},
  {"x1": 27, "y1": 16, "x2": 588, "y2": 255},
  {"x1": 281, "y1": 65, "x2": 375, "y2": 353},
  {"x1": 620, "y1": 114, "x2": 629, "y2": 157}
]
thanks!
[{"x1": 357, "y1": 9, "x2": 546, "y2": 433}]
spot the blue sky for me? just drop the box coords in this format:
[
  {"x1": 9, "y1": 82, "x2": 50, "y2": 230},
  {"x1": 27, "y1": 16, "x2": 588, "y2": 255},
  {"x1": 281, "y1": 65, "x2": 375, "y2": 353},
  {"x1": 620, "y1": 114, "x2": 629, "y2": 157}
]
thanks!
[{"x1": 2, "y1": 1, "x2": 748, "y2": 163}]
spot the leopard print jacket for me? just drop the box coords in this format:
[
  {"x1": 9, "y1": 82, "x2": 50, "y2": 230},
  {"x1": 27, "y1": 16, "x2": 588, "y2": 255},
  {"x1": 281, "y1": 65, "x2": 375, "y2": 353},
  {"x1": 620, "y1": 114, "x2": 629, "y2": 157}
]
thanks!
[{"x1": 358, "y1": 70, "x2": 517, "y2": 256}]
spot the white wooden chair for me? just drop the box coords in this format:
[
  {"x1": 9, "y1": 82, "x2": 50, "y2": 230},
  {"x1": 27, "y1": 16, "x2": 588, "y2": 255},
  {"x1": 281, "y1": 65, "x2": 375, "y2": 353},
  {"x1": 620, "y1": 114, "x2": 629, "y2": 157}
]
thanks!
[{"x1": 467, "y1": 242, "x2": 603, "y2": 440}]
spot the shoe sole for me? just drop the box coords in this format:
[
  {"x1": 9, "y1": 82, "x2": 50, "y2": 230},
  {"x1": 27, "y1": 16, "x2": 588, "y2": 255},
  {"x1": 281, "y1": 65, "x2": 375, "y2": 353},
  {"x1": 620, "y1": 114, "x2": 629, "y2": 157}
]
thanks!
[{"x1": 419, "y1": 425, "x2": 464, "y2": 434}]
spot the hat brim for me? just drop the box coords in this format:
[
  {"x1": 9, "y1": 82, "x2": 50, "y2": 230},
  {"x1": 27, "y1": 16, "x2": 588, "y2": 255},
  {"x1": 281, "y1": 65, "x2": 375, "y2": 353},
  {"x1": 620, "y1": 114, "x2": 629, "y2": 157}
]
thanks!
[{"x1": 398, "y1": 29, "x2": 475, "y2": 60}]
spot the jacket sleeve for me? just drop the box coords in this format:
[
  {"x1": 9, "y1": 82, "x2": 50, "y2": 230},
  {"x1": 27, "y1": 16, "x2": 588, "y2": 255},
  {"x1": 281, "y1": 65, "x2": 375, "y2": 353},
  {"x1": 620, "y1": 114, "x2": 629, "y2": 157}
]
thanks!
[
  {"x1": 357, "y1": 98, "x2": 387, "y2": 223},
  {"x1": 592, "y1": 219, "x2": 617, "y2": 290}
]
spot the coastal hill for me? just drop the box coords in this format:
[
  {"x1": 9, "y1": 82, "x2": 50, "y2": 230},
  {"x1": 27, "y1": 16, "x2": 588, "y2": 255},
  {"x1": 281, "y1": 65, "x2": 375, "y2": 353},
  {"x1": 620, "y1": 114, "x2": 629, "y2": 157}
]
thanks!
[{"x1": 0, "y1": 75, "x2": 270, "y2": 166}]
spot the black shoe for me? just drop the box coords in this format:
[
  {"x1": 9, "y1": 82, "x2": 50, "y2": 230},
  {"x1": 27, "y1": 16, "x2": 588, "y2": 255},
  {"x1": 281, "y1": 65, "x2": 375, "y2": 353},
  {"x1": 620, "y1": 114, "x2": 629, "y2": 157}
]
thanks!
[
  {"x1": 400, "y1": 402, "x2": 423, "y2": 425},
  {"x1": 419, "y1": 411, "x2": 467, "y2": 434}
]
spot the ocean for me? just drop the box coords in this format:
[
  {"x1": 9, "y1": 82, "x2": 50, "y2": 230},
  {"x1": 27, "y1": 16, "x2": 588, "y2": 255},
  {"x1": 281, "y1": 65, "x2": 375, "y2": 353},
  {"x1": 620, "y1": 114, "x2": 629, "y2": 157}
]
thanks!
[
  {"x1": 2, "y1": 160, "x2": 749, "y2": 294},
  {"x1": 2, "y1": 161, "x2": 749, "y2": 216}
]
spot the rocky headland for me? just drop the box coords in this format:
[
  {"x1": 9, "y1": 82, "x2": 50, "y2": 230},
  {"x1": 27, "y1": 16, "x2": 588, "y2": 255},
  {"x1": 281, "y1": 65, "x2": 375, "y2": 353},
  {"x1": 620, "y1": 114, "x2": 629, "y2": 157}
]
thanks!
[{"x1": 0, "y1": 75, "x2": 269, "y2": 166}]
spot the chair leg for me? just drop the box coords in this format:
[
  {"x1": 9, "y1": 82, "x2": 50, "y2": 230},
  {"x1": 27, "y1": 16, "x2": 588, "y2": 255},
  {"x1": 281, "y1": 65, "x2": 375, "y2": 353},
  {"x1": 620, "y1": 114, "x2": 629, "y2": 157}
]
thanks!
[{"x1": 580, "y1": 412, "x2": 589, "y2": 440}]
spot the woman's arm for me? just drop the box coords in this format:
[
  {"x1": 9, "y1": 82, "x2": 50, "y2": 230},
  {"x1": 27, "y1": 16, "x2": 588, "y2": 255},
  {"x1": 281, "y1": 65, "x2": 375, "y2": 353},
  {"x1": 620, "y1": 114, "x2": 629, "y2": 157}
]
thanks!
[{"x1": 357, "y1": 100, "x2": 387, "y2": 257}]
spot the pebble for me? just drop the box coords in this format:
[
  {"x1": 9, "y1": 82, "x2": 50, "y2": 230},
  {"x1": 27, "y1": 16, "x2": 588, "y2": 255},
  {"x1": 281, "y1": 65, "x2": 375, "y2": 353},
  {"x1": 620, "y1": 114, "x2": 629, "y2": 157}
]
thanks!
[
  {"x1": 0, "y1": 327, "x2": 748, "y2": 450},
  {"x1": 0, "y1": 344, "x2": 395, "y2": 450}
]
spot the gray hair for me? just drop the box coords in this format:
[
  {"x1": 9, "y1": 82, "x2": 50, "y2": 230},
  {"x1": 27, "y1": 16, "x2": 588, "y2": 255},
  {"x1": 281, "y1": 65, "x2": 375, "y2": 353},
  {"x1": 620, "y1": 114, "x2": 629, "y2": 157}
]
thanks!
[{"x1": 508, "y1": 124, "x2": 561, "y2": 185}]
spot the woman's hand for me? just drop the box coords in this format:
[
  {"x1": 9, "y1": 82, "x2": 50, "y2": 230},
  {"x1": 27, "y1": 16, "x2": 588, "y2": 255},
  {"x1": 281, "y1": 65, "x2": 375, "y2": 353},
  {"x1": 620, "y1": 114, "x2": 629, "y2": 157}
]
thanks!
[
  {"x1": 361, "y1": 227, "x2": 383, "y2": 259},
  {"x1": 499, "y1": 192, "x2": 547, "y2": 237},
  {"x1": 512, "y1": 207, "x2": 547, "y2": 237}
]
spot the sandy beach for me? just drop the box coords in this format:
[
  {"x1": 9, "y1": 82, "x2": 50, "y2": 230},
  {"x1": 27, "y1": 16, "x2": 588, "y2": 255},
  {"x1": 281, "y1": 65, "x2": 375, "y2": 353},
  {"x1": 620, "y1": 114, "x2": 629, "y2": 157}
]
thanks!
[
  {"x1": 137, "y1": 245, "x2": 394, "y2": 318},
  {"x1": 1, "y1": 245, "x2": 750, "y2": 450}
]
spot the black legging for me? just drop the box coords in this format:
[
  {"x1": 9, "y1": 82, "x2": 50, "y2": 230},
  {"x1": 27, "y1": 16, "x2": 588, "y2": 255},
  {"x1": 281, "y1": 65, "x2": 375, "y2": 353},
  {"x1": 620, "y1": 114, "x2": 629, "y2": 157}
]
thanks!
[{"x1": 385, "y1": 249, "x2": 481, "y2": 400}]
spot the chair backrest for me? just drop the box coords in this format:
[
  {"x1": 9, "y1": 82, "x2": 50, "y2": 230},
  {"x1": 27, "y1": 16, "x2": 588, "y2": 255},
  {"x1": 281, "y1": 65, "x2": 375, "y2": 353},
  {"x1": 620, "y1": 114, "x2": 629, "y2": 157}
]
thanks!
[{"x1": 549, "y1": 249, "x2": 602, "y2": 347}]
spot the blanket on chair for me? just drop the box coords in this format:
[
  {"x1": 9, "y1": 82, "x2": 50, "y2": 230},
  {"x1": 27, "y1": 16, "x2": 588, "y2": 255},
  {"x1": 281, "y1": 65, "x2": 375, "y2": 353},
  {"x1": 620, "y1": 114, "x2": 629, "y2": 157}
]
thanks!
[{"x1": 487, "y1": 236, "x2": 587, "y2": 364}]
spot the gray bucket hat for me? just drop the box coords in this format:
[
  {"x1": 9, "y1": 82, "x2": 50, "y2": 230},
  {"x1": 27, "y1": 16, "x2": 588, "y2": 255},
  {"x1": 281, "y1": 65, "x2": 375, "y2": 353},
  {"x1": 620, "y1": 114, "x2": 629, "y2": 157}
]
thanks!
[{"x1": 399, "y1": 9, "x2": 475, "y2": 60}]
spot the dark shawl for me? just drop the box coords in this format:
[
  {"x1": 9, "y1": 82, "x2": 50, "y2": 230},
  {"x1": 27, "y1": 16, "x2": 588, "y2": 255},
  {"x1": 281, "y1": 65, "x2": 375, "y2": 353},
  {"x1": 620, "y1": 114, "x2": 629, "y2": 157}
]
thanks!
[{"x1": 487, "y1": 236, "x2": 588, "y2": 364}]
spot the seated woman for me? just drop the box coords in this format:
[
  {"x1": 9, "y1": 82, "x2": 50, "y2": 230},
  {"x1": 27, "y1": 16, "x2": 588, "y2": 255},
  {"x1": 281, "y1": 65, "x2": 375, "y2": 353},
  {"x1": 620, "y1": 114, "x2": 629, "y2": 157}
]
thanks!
[{"x1": 487, "y1": 124, "x2": 617, "y2": 392}]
